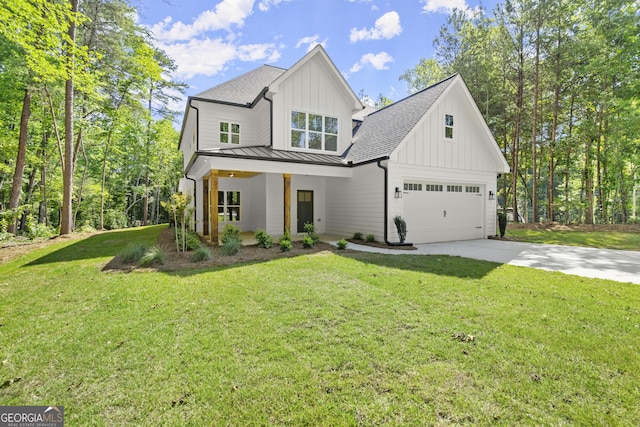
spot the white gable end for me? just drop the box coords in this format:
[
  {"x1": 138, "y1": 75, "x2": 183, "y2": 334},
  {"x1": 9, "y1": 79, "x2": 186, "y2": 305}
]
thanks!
[
  {"x1": 392, "y1": 78, "x2": 508, "y2": 173},
  {"x1": 270, "y1": 49, "x2": 361, "y2": 154}
]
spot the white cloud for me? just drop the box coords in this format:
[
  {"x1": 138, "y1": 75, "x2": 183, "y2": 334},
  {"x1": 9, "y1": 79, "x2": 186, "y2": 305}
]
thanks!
[
  {"x1": 296, "y1": 35, "x2": 328, "y2": 52},
  {"x1": 350, "y1": 11, "x2": 402, "y2": 43},
  {"x1": 421, "y1": 0, "x2": 480, "y2": 15},
  {"x1": 149, "y1": 0, "x2": 255, "y2": 42},
  {"x1": 157, "y1": 38, "x2": 279, "y2": 79},
  {"x1": 258, "y1": 0, "x2": 292, "y2": 11},
  {"x1": 349, "y1": 52, "x2": 393, "y2": 73}
]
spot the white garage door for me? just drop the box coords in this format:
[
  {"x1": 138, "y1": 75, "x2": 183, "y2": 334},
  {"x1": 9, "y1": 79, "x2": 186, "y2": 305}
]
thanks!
[{"x1": 403, "y1": 182, "x2": 484, "y2": 243}]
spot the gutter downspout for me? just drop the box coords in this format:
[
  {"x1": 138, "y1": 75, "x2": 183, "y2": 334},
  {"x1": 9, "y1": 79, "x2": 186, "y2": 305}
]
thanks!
[
  {"x1": 262, "y1": 90, "x2": 273, "y2": 147},
  {"x1": 185, "y1": 101, "x2": 200, "y2": 228},
  {"x1": 377, "y1": 159, "x2": 413, "y2": 247}
]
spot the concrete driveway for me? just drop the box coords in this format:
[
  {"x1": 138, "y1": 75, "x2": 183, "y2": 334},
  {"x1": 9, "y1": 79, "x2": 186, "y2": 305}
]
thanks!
[{"x1": 341, "y1": 239, "x2": 640, "y2": 284}]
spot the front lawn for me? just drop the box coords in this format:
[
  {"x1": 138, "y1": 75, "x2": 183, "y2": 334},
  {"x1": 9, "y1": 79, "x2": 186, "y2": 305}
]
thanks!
[
  {"x1": 505, "y1": 223, "x2": 640, "y2": 251},
  {"x1": 1, "y1": 225, "x2": 639, "y2": 425}
]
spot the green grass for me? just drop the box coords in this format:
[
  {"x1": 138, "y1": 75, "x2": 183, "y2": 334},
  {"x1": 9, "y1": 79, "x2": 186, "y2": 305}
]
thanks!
[
  {"x1": 1, "y1": 225, "x2": 639, "y2": 425},
  {"x1": 506, "y1": 228, "x2": 640, "y2": 251}
]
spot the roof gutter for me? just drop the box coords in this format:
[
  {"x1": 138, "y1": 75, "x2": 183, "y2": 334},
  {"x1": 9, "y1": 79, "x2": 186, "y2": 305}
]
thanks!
[{"x1": 377, "y1": 159, "x2": 413, "y2": 247}]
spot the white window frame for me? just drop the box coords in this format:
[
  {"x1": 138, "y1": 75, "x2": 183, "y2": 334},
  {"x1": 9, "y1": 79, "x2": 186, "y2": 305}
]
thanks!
[
  {"x1": 445, "y1": 114, "x2": 454, "y2": 140},
  {"x1": 220, "y1": 121, "x2": 240, "y2": 144},
  {"x1": 290, "y1": 110, "x2": 338, "y2": 152}
]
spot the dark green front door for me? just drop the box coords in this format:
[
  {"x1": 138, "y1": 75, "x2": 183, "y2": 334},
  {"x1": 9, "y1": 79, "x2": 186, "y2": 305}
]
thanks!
[{"x1": 297, "y1": 190, "x2": 314, "y2": 233}]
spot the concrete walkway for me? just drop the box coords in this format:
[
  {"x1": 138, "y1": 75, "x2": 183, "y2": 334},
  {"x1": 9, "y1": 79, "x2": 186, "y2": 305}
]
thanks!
[{"x1": 336, "y1": 239, "x2": 640, "y2": 284}]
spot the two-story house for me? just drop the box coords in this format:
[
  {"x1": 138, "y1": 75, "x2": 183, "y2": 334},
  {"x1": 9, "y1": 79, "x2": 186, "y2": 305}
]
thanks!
[{"x1": 178, "y1": 45, "x2": 509, "y2": 244}]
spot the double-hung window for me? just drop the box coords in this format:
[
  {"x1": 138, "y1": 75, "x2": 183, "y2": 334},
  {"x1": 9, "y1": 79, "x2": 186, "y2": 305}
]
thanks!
[
  {"x1": 445, "y1": 114, "x2": 454, "y2": 139},
  {"x1": 291, "y1": 111, "x2": 338, "y2": 152},
  {"x1": 218, "y1": 191, "x2": 240, "y2": 222},
  {"x1": 220, "y1": 122, "x2": 240, "y2": 144}
]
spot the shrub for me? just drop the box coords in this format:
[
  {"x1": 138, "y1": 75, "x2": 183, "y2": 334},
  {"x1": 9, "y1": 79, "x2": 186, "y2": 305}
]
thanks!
[
  {"x1": 302, "y1": 235, "x2": 314, "y2": 249},
  {"x1": 104, "y1": 209, "x2": 128, "y2": 230},
  {"x1": 120, "y1": 243, "x2": 149, "y2": 264},
  {"x1": 254, "y1": 229, "x2": 273, "y2": 249},
  {"x1": 352, "y1": 232, "x2": 363, "y2": 240},
  {"x1": 25, "y1": 216, "x2": 55, "y2": 239},
  {"x1": 190, "y1": 245, "x2": 213, "y2": 262},
  {"x1": 221, "y1": 224, "x2": 242, "y2": 245},
  {"x1": 337, "y1": 239, "x2": 348, "y2": 250},
  {"x1": 393, "y1": 215, "x2": 407, "y2": 243},
  {"x1": 366, "y1": 234, "x2": 375, "y2": 243},
  {"x1": 220, "y1": 238, "x2": 242, "y2": 256},
  {"x1": 498, "y1": 212, "x2": 507, "y2": 237},
  {"x1": 139, "y1": 245, "x2": 166, "y2": 267},
  {"x1": 79, "y1": 220, "x2": 96, "y2": 233},
  {"x1": 176, "y1": 228, "x2": 202, "y2": 251},
  {"x1": 279, "y1": 238, "x2": 293, "y2": 252},
  {"x1": 303, "y1": 223, "x2": 320, "y2": 245}
]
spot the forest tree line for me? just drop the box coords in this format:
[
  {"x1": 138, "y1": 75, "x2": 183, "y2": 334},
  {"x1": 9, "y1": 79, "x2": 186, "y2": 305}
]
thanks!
[
  {"x1": 400, "y1": 0, "x2": 639, "y2": 224},
  {"x1": 0, "y1": 0, "x2": 184, "y2": 237}
]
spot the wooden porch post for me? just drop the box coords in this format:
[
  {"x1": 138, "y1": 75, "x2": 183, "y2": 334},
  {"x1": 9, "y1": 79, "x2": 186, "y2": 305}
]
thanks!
[
  {"x1": 209, "y1": 170, "x2": 219, "y2": 245},
  {"x1": 283, "y1": 174, "x2": 291, "y2": 233}
]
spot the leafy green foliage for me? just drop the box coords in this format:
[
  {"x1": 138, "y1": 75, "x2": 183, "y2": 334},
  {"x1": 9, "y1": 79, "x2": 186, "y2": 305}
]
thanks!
[
  {"x1": 279, "y1": 238, "x2": 293, "y2": 252},
  {"x1": 303, "y1": 222, "x2": 319, "y2": 246},
  {"x1": 302, "y1": 235, "x2": 314, "y2": 249},
  {"x1": 176, "y1": 228, "x2": 201, "y2": 251},
  {"x1": 221, "y1": 224, "x2": 242, "y2": 245},
  {"x1": 337, "y1": 239, "x2": 348, "y2": 250},
  {"x1": 498, "y1": 212, "x2": 507, "y2": 237},
  {"x1": 366, "y1": 234, "x2": 375, "y2": 243},
  {"x1": 104, "y1": 209, "x2": 128, "y2": 230},
  {"x1": 254, "y1": 229, "x2": 273, "y2": 249},
  {"x1": 352, "y1": 232, "x2": 363, "y2": 240},
  {"x1": 25, "y1": 215, "x2": 55, "y2": 239}
]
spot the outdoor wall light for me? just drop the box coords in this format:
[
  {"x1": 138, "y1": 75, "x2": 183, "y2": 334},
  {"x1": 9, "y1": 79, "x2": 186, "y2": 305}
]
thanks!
[
  {"x1": 489, "y1": 190, "x2": 495, "y2": 200},
  {"x1": 395, "y1": 187, "x2": 402, "y2": 198}
]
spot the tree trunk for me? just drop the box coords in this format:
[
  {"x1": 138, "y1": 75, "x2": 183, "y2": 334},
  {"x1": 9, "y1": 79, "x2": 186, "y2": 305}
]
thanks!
[
  {"x1": 60, "y1": 0, "x2": 79, "y2": 235},
  {"x1": 511, "y1": 27, "x2": 524, "y2": 223},
  {"x1": 19, "y1": 167, "x2": 38, "y2": 232},
  {"x1": 531, "y1": 8, "x2": 541, "y2": 223},
  {"x1": 7, "y1": 89, "x2": 32, "y2": 234}
]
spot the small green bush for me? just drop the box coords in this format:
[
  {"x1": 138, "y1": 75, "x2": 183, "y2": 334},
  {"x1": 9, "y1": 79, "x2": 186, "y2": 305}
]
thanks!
[
  {"x1": 279, "y1": 238, "x2": 292, "y2": 252},
  {"x1": 190, "y1": 245, "x2": 213, "y2": 262},
  {"x1": 393, "y1": 215, "x2": 407, "y2": 243},
  {"x1": 337, "y1": 239, "x2": 348, "y2": 250},
  {"x1": 176, "y1": 228, "x2": 202, "y2": 250},
  {"x1": 221, "y1": 224, "x2": 242, "y2": 245},
  {"x1": 352, "y1": 232, "x2": 363, "y2": 240},
  {"x1": 120, "y1": 243, "x2": 149, "y2": 264},
  {"x1": 104, "y1": 209, "x2": 128, "y2": 230},
  {"x1": 25, "y1": 216, "x2": 55, "y2": 239},
  {"x1": 302, "y1": 235, "x2": 314, "y2": 249},
  {"x1": 303, "y1": 223, "x2": 319, "y2": 245},
  {"x1": 366, "y1": 234, "x2": 375, "y2": 243},
  {"x1": 220, "y1": 238, "x2": 242, "y2": 256},
  {"x1": 254, "y1": 229, "x2": 273, "y2": 248},
  {"x1": 79, "y1": 220, "x2": 96, "y2": 233},
  {"x1": 139, "y1": 245, "x2": 166, "y2": 266}
]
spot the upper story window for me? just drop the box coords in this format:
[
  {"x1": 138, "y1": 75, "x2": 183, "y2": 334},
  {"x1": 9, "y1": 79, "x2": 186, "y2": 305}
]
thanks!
[
  {"x1": 220, "y1": 122, "x2": 240, "y2": 144},
  {"x1": 445, "y1": 114, "x2": 454, "y2": 139},
  {"x1": 291, "y1": 111, "x2": 338, "y2": 152}
]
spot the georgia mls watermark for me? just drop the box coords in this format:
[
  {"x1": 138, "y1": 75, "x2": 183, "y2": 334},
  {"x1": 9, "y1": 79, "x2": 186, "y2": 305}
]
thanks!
[{"x1": 0, "y1": 406, "x2": 63, "y2": 427}]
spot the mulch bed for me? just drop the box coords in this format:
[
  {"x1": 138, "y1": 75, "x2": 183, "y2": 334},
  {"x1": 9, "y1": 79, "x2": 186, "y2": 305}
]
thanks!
[{"x1": 102, "y1": 227, "x2": 342, "y2": 272}]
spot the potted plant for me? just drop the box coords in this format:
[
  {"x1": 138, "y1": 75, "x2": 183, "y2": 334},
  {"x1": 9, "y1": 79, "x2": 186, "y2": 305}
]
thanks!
[{"x1": 393, "y1": 215, "x2": 407, "y2": 243}]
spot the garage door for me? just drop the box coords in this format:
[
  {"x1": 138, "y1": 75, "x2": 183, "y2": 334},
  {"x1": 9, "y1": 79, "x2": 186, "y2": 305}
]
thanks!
[{"x1": 403, "y1": 182, "x2": 484, "y2": 243}]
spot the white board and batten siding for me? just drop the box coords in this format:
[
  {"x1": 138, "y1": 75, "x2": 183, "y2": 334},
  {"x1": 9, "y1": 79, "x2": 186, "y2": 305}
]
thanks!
[
  {"x1": 193, "y1": 99, "x2": 270, "y2": 151},
  {"x1": 388, "y1": 81, "x2": 502, "y2": 244},
  {"x1": 271, "y1": 54, "x2": 355, "y2": 156},
  {"x1": 326, "y1": 163, "x2": 385, "y2": 241}
]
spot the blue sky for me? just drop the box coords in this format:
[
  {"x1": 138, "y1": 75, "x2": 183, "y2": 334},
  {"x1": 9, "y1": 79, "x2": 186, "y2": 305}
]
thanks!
[{"x1": 135, "y1": 0, "x2": 499, "y2": 108}]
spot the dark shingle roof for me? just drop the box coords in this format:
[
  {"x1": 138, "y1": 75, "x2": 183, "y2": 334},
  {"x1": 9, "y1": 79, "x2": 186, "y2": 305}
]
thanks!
[
  {"x1": 346, "y1": 74, "x2": 457, "y2": 164},
  {"x1": 199, "y1": 145, "x2": 346, "y2": 166},
  {"x1": 194, "y1": 65, "x2": 286, "y2": 105}
]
